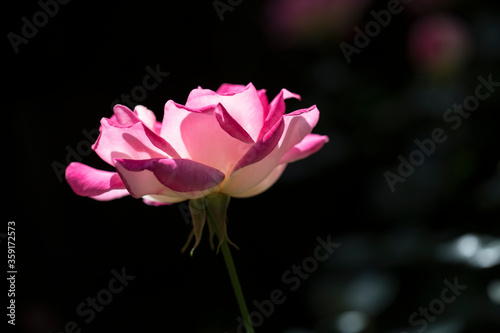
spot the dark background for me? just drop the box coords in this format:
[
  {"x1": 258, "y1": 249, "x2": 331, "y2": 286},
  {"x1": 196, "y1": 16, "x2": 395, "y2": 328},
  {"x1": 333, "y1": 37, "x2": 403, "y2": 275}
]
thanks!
[{"x1": 5, "y1": 0, "x2": 500, "y2": 332}]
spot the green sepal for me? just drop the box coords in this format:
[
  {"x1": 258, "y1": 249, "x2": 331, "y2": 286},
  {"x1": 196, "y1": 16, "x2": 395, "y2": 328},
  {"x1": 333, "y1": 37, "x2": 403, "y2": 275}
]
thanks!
[
  {"x1": 184, "y1": 198, "x2": 207, "y2": 256},
  {"x1": 180, "y1": 229, "x2": 194, "y2": 254},
  {"x1": 181, "y1": 193, "x2": 238, "y2": 255},
  {"x1": 206, "y1": 193, "x2": 239, "y2": 252}
]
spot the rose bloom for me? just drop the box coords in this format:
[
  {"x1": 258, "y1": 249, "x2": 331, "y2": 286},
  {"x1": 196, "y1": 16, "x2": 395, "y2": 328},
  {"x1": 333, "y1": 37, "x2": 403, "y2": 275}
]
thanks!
[{"x1": 66, "y1": 83, "x2": 328, "y2": 205}]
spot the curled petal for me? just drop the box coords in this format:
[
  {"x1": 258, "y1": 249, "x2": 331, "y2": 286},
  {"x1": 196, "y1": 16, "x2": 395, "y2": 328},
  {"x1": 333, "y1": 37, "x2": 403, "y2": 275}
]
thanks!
[
  {"x1": 222, "y1": 105, "x2": 320, "y2": 195},
  {"x1": 110, "y1": 105, "x2": 141, "y2": 126},
  {"x1": 93, "y1": 119, "x2": 179, "y2": 166},
  {"x1": 231, "y1": 118, "x2": 284, "y2": 173},
  {"x1": 215, "y1": 104, "x2": 254, "y2": 144},
  {"x1": 142, "y1": 195, "x2": 176, "y2": 206},
  {"x1": 90, "y1": 189, "x2": 130, "y2": 201},
  {"x1": 216, "y1": 83, "x2": 247, "y2": 94},
  {"x1": 161, "y1": 101, "x2": 214, "y2": 158},
  {"x1": 162, "y1": 101, "x2": 253, "y2": 175},
  {"x1": 185, "y1": 83, "x2": 264, "y2": 141},
  {"x1": 109, "y1": 104, "x2": 162, "y2": 134},
  {"x1": 134, "y1": 105, "x2": 161, "y2": 133},
  {"x1": 115, "y1": 161, "x2": 178, "y2": 200},
  {"x1": 65, "y1": 162, "x2": 127, "y2": 199},
  {"x1": 216, "y1": 84, "x2": 269, "y2": 117},
  {"x1": 279, "y1": 134, "x2": 329, "y2": 164},
  {"x1": 259, "y1": 88, "x2": 301, "y2": 139},
  {"x1": 230, "y1": 164, "x2": 287, "y2": 198},
  {"x1": 115, "y1": 158, "x2": 225, "y2": 199},
  {"x1": 257, "y1": 89, "x2": 269, "y2": 115}
]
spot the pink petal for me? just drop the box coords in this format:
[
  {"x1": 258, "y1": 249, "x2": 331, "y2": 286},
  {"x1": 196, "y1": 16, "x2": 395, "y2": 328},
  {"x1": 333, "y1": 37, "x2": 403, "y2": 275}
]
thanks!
[
  {"x1": 65, "y1": 162, "x2": 128, "y2": 199},
  {"x1": 230, "y1": 164, "x2": 287, "y2": 198},
  {"x1": 231, "y1": 117, "x2": 284, "y2": 173},
  {"x1": 216, "y1": 84, "x2": 269, "y2": 116},
  {"x1": 109, "y1": 104, "x2": 162, "y2": 134},
  {"x1": 114, "y1": 163, "x2": 186, "y2": 201},
  {"x1": 111, "y1": 105, "x2": 141, "y2": 126},
  {"x1": 93, "y1": 119, "x2": 179, "y2": 166},
  {"x1": 257, "y1": 89, "x2": 270, "y2": 116},
  {"x1": 114, "y1": 160, "x2": 183, "y2": 200},
  {"x1": 222, "y1": 105, "x2": 320, "y2": 195},
  {"x1": 153, "y1": 122, "x2": 162, "y2": 135},
  {"x1": 185, "y1": 83, "x2": 265, "y2": 141},
  {"x1": 90, "y1": 189, "x2": 130, "y2": 201},
  {"x1": 272, "y1": 106, "x2": 321, "y2": 165},
  {"x1": 142, "y1": 196, "x2": 177, "y2": 206},
  {"x1": 134, "y1": 105, "x2": 160, "y2": 132},
  {"x1": 144, "y1": 194, "x2": 186, "y2": 204},
  {"x1": 115, "y1": 158, "x2": 225, "y2": 198},
  {"x1": 216, "y1": 83, "x2": 247, "y2": 94},
  {"x1": 161, "y1": 101, "x2": 253, "y2": 175},
  {"x1": 279, "y1": 134, "x2": 329, "y2": 164},
  {"x1": 215, "y1": 104, "x2": 254, "y2": 144},
  {"x1": 160, "y1": 101, "x2": 212, "y2": 158},
  {"x1": 259, "y1": 88, "x2": 301, "y2": 139}
]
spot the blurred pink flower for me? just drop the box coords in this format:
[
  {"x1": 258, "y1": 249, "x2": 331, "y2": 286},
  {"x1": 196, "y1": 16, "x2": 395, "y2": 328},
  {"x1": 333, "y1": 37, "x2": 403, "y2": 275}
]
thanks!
[
  {"x1": 66, "y1": 83, "x2": 328, "y2": 205},
  {"x1": 400, "y1": 0, "x2": 456, "y2": 14},
  {"x1": 407, "y1": 13, "x2": 472, "y2": 76},
  {"x1": 265, "y1": 0, "x2": 372, "y2": 46}
]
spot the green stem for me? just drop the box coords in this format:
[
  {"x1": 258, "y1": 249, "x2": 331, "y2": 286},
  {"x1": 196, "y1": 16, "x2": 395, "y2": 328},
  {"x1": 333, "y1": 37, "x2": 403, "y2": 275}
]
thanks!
[
  {"x1": 207, "y1": 212, "x2": 254, "y2": 333},
  {"x1": 220, "y1": 237, "x2": 254, "y2": 333}
]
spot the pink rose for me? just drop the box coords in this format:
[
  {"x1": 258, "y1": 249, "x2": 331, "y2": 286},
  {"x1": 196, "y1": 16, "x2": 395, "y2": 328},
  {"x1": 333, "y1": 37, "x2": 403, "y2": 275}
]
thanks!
[
  {"x1": 407, "y1": 14, "x2": 471, "y2": 76},
  {"x1": 65, "y1": 83, "x2": 328, "y2": 205}
]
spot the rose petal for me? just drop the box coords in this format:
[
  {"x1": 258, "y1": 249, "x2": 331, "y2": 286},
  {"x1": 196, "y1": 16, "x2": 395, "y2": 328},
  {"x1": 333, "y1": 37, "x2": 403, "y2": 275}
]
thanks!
[
  {"x1": 109, "y1": 104, "x2": 162, "y2": 134},
  {"x1": 115, "y1": 158, "x2": 225, "y2": 198},
  {"x1": 90, "y1": 189, "x2": 130, "y2": 201},
  {"x1": 216, "y1": 83, "x2": 247, "y2": 94},
  {"x1": 160, "y1": 101, "x2": 212, "y2": 158},
  {"x1": 257, "y1": 89, "x2": 269, "y2": 116},
  {"x1": 111, "y1": 104, "x2": 141, "y2": 126},
  {"x1": 162, "y1": 101, "x2": 253, "y2": 175},
  {"x1": 114, "y1": 162, "x2": 185, "y2": 201},
  {"x1": 222, "y1": 105, "x2": 319, "y2": 195},
  {"x1": 93, "y1": 119, "x2": 179, "y2": 166},
  {"x1": 259, "y1": 88, "x2": 301, "y2": 139},
  {"x1": 134, "y1": 105, "x2": 159, "y2": 132},
  {"x1": 216, "y1": 84, "x2": 269, "y2": 115},
  {"x1": 185, "y1": 83, "x2": 264, "y2": 141},
  {"x1": 142, "y1": 195, "x2": 178, "y2": 206},
  {"x1": 279, "y1": 134, "x2": 329, "y2": 164},
  {"x1": 215, "y1": 104, "x2": 254, "y2": 144},
  {"x1": 231, "y1": 117, "x2": 284, "y2": 173},
  {"x1": 230, "y1": 164, "x2": 287, "y2": 198},
  {"x1": 65, "y1": 162, "x2": 127, "y2": 198}
]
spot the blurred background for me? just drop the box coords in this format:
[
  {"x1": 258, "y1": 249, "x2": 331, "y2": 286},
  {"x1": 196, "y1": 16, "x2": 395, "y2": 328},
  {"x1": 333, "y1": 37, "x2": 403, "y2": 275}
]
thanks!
[{"x1": 4, "y1": 0, "x2": 500, "y2": 332}]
